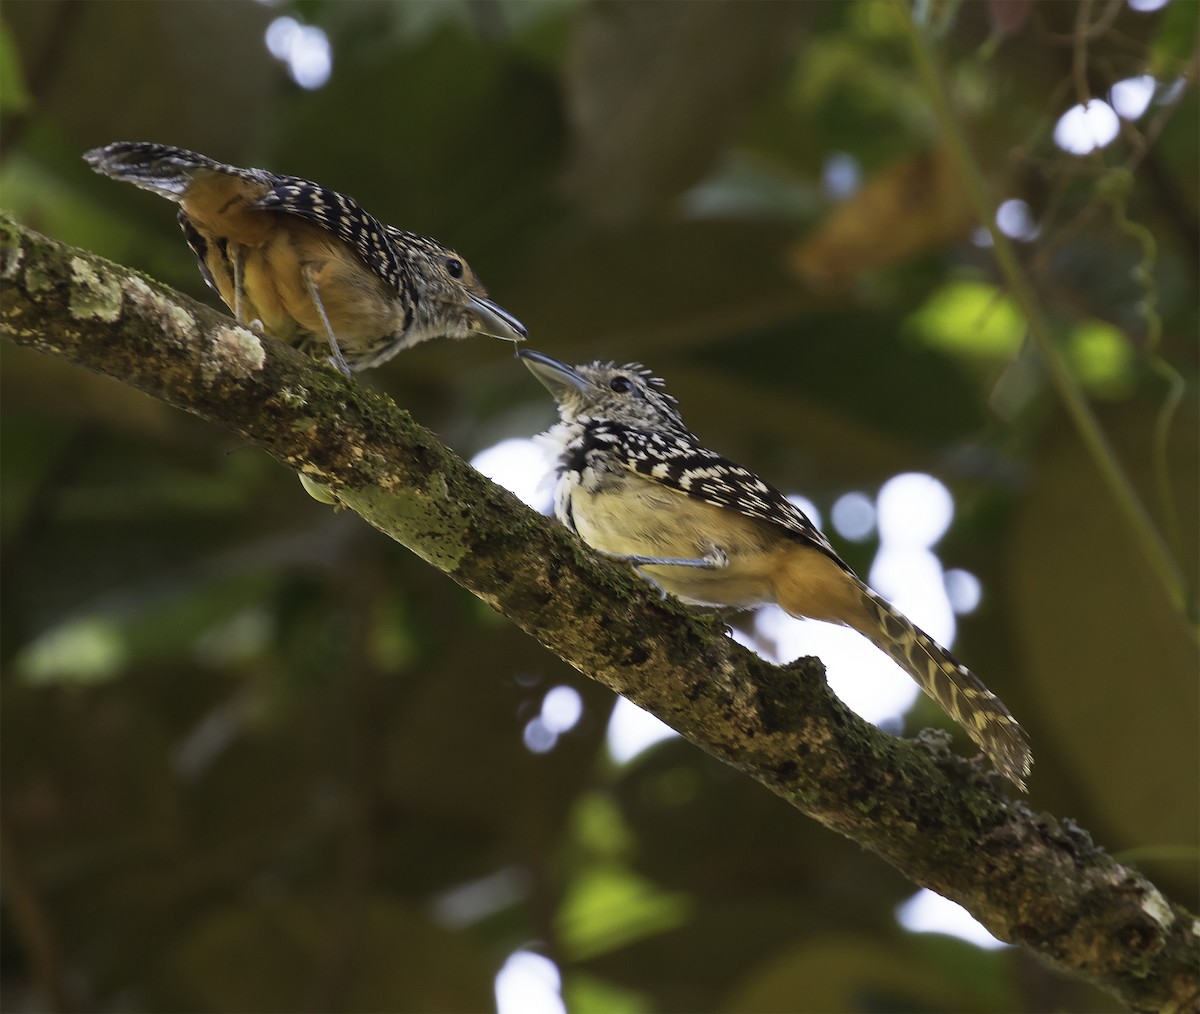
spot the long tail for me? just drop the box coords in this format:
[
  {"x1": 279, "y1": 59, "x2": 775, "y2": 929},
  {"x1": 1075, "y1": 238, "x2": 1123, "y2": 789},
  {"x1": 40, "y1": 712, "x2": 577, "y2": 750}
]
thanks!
[
  {"x1": 83, "y1": 141, "x2": 237, "y2": 202},
  {"x1": 853, "y1": 583, "x2": 1032, "y2": 790}
]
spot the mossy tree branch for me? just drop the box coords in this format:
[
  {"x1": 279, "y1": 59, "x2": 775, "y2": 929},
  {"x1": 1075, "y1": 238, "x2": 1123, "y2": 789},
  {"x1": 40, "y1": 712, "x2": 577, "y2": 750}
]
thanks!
[{"x1": 2, "y1": 215, "x2": 1196, "y2": 1012}]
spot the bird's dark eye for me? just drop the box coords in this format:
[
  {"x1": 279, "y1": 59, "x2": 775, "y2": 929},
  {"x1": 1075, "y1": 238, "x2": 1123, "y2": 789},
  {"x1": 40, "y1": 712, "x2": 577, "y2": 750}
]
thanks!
[
  {"x1": 445, "y1": 257, "x2": 464, "y2": 279},
  {"x1": 609, "y1": 376, "x2": 633, "y2": 393}
]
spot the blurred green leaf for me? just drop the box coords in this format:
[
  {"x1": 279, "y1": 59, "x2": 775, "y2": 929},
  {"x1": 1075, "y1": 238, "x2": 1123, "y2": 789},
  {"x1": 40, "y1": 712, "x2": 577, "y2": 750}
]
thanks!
[
  {"x1": 1067, "y1": 320, "x2": 1136, "y2": 398},
  {"x1": 558, "y1": 863, "x2": 692, "y2": 961},
  {"x1": 17, "y1": 615, "x2": 126, "y2": 685},
  {"x1": 563, "y1": 971, "x2": 653, "y2": 1014},
  {"x1": 570, "y1": 790, "x2": 637, "y2": 861},
  {"x1": 908, "y1": 279, "x2": 1025, "y2": 359}
]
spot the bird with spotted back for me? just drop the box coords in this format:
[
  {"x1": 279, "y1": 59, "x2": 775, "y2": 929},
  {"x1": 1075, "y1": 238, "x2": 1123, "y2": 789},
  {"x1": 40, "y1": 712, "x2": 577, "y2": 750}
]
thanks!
[
  {"x1": 84, "y1": 142, "x2": 526, "y2": 375},
  {"x1": 520, "y1": 350, "x2": 1032, "y2": 790}
]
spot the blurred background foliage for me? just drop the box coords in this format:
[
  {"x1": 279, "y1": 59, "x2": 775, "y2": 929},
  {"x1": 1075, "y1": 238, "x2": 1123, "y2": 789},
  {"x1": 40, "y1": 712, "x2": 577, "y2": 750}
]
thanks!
[{"x1": 1, "y1": 1, "x2": 1196, "y2": 1011}]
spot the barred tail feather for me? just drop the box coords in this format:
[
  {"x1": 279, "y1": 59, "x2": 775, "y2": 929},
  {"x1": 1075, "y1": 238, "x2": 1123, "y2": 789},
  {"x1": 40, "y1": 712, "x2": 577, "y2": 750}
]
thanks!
[
  {"x1": 83, "y1": 142, "x2": 231, "y2": 201},
  {"x1": 855, "y1": 587, "x2": 1032, "y2": 790}
]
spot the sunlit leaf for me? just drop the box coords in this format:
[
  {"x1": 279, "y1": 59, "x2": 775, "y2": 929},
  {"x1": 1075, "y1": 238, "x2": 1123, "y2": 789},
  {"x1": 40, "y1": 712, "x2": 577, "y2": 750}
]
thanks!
[
  {"x1": 558, "y1": 864, "x2": 692, "y2": 961},
  {"x1": 571, "y1": 790, "x2": 636, "y2": 860},
  {"x1": 1067, "y1": 320, "x2": 1136, "y2": 398},
  {"x1": 907, "y1": 279, "x2": 1026, "y2": 359},
  {"x1": 17, "y1": 615, "x2": 126, "y2": 685},
  {"x1": 563, "y1": 972, "x2": 653, "y2": 1014}
]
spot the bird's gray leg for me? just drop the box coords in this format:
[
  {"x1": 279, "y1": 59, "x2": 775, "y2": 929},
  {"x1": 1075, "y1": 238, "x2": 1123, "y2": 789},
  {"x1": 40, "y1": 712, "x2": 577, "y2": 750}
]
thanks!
[
  {"x1": 593, "y1": 547, "x2": 729, "y2": 600},
  {"x1": 596, "y1": 546, "x2": 729, "y2": 570},
  {"x1": 231, "y1": 244, "x2": 247, "y2": 324},
  {"x1": 303, "y1": 268, "x2": 353, "y2": 377},
  {"x1": 231, "y1": 245, "x2": 265, "y2": 333}
]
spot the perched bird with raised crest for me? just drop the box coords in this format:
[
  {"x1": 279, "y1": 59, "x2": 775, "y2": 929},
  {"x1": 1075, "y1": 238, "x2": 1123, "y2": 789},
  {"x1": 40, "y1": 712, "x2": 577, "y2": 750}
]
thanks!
[
  {"x1": 84, "y1": 142, "x2": 526, "y2": 375},
  {"x1": 520, "y1": 349, "x2": 1032, "y2": 790}
]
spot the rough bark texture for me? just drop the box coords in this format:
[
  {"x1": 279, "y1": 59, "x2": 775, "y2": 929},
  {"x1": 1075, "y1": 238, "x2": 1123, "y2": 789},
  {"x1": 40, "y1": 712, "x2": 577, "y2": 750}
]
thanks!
[{"x1": 2, "y1": 215, "x2": 1197, "y2": 1013}]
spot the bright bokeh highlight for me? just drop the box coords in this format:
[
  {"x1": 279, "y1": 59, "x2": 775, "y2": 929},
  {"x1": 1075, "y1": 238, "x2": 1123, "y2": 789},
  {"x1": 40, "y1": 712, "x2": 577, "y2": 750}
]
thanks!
[
  {"x1": 495, "y1": 951, "x2": 566, "y2": 1014},
  {"x1": 1110, "y1": 75, "x2": 1157, "y2": 119},
  {"x1": 897, "y1": 889, "x2": 1007, "y2": 950},
  {"x1": 607, "y1": 696, "x2": 678, "y2": 763},
  {"x1": 542, "y1": 685, "x2": 584, "y2": 734},
  {"x1": 756, "y1": 607, "x2": 920, "y2": 725},
  {"x1": 1053, "y1": 100, "x2": 1120, "y2": 154},
  {"x1": 471, "y1": 438, "x2": 555, "y2": 513},
  {"x1": 822, "y1": 152, "x2": 862, "y2": 199},
  {"x1": 831, "y1": 491, "x2": 876, "y2": 542},
  {"x1": 996, "y1": 198, "x2": 1039, "y2": 241},
  {"x1": 265, "y1": 17, "x2": 332, "y2": 90},
  {"x1": 523, "y1": 717, "x2": 556, "y2": 754},
  {"x1": 944, "y1": 568, "x2": 982, "y2": 615},
  {"x1": 875, "y1": 473, "x2": 953, "y2": 549},
  {"x1": 265, "y1": 17, "x2": 331, "y2": 90}
]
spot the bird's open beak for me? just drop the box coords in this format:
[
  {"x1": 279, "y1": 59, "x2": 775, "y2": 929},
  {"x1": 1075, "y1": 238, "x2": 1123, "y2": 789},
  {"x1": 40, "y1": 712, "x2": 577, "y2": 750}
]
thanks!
[
  {"x1": 518, "y1": 350, "x2": 590, "y2": 401},
  {"x1": 467, "y1": 293, "x2": 527, "y2": 343}
]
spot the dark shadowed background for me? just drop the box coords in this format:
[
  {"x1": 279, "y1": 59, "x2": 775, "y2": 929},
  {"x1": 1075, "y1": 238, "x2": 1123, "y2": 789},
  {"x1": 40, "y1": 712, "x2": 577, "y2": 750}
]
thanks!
[{"x1": 1, "y1": 1, "x2": 1196, "y2": 1011}]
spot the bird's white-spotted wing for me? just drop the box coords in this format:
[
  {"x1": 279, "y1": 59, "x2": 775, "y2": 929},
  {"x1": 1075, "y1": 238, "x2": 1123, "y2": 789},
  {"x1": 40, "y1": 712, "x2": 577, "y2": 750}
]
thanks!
[
  {"x1": 603, "y1": 424, "x2": 848, "y2": 569},
  {"x1": 254, "y1": 181, "x2": 405, "y2": 291}
]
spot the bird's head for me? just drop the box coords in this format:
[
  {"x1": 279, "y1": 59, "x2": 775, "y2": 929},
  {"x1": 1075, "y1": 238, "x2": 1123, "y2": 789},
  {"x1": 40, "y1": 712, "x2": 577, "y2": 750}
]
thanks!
[
  {"x1": 393, "y1": 230, "x2": 526, "y2": 345},
  {"x1": 519, "y1": 350, "x2": 690, "y2": 435}
]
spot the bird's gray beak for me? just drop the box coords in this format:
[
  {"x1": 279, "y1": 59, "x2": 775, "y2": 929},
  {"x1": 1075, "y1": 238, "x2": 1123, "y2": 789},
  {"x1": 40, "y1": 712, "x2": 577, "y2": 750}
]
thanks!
[
  {"x1": 518, "y1": 350, "x2": 590, "y2": 402},
  {"x1": 467, "y1": 293, "x2": 527, "y2": 343}
]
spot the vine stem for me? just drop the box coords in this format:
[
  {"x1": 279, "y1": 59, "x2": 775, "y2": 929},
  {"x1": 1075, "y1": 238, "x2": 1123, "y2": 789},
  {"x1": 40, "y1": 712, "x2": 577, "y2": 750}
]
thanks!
[{"x1": 894, "y1": 0, "x2": 1195, "y2": 633}]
